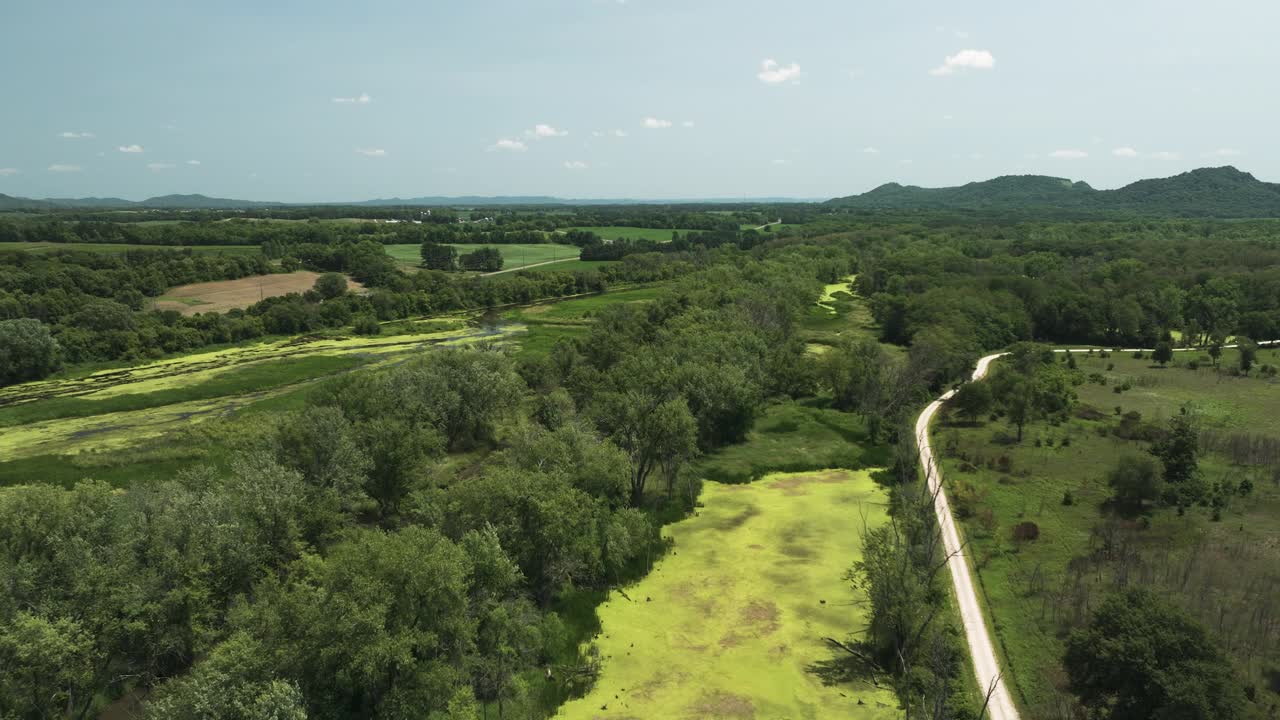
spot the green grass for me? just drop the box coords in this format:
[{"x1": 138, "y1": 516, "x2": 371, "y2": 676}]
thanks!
[
  {"x1": 0, "y1": 242, "x2": 261, "y2": 256},
  {"x1": 383, "y1": 243, "x2": 581, "y2": 269},
  {"x1": 0, "y1": 354, "x2": 366, "y2": 428},
  {"x1": 556, "y1": 469, "x2": 897, "y2": 719},
  {"x1": 695, "y1": 400, "x2": 890, "y2": 483},
  {"x1": 563, "y1": 226, "x2": 691, "y2": 242},
  {"x1": 506, "y1": 259, "x2": 618, "y2": 273},
  {"x1": 936, "y1": 349, "x2": 1280, "y2": 714}
]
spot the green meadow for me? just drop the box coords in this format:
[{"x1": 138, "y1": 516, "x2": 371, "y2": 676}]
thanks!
[
  {"x1": 383, "y1": 242, "x2": 580, "y2": 269},
  {"x1": 556, "y1": 469, "x2": 898, "y2": 720},
  {"x1": 939, "y1": 347, "x2": 1280, "y2": 714}
]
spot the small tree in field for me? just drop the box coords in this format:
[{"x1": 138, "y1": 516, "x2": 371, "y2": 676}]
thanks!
[
  {"x1": 313, "y1": 272, "x2": 348, "y2": 300},
  {"x1": 1152, "y1": 341, "x2": 1173, "y2": 367}
]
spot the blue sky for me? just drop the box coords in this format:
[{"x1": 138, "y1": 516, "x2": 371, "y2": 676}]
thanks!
[{"x1": 2, "y1": 0, "x2": 1277, "y2": 201}]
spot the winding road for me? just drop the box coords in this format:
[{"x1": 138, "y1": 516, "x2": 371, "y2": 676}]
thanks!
[{"x1": 918, "y1": 340, "x2": 1278, "y2": 720}]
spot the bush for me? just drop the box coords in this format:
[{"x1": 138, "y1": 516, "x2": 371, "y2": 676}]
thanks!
[
  {"x1": 1012, "y1": 521, "x2": 1040, "y2": 542},
  {"x1": 1062, "y1": 491, "x2": 1075, "y2": 506},
  {"x1": 352, "y1": 315, "x2": 381, "y2": 335},
  {"x1": 0, "y1": 318, "x2": 62, "y2": 386}
]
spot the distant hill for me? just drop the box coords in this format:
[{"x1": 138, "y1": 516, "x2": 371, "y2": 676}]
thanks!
[
  {"x1": 0, "y1": 192, "x2": 814, "y2": 210},
  {"x1": 137, "y1": 194, "x2": 284, "y2": 209},
  {"x1": 827, "y1": 167, "x2": 1280, "y2": 217},
  {"x1": 0, "y1": 193, "x2": 55, "y2": 211}
]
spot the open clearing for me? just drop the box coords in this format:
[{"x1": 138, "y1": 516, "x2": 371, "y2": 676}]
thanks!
[
  {"x1": 151, "y1": 271, "x2": 363, "y2": 314},
  {"x1": 383, "y1": 243, "x2": 580, "y2": 269},
  {"x1": 557, "y1": 469, "x2": 897, "y2": 720}
]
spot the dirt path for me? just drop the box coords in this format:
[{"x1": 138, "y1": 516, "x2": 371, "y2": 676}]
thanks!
[
  {"x1": 919, "y1": 339, "x2": 1279, "y2": 720},
  {"x1": 481, "y1": 257, "x2": 578, "y2": 276}
]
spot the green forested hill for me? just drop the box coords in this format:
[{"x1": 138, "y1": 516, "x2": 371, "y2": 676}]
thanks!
[{"x1": 827, "y1": 166, "x2": 1280, "y2": 217}]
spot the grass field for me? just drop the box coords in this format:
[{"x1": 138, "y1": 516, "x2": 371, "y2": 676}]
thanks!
[
  {"x1": 501, "y1": 285, "x2": 665, "y2": 359},
  {"x1": 556, "y1": 469, "x2": 898, "y2": 720},
  {"x1": 563, "y1": 227, "x2": 690, "y2": 243},
  {"x1": 507, "y1": 259, "x2": 618, "y2": 274},
  {"x1": 0, "y1": 322, "x2": 525, "y2": 465},
  {"x1": 695, "y1": 400, "x2": 890, "y2": 483},
  {"x1": 0, "y1": 241, "x2": 260, "y2": 256},
  {"x1": 383, "y1": 243, "x2": 580, "y2": 269},
  {"x1": 938, "y1": 348, "x2": 1280, "y2": 714},
  {"x1": 151, "y1": 271, "x2": 363, "y2": 314}
]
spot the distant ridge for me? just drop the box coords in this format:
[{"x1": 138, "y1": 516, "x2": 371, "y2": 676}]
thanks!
[
  {"x1": 827, "y1": 166, "x2": 1280, "y2": 217},
  {"x1": 4, "y1": 167, "x2": 1279, "y2": 215},
  {"x1": 0, "y1": 192, "x2": 817, "y2": 210}
]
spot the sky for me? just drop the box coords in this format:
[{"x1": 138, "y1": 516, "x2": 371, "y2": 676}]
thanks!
[{"x1": 2, "y1": 0, "x2": 1278, "y2": 202}]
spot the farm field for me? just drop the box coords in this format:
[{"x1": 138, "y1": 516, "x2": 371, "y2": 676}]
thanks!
[
  {"x1": 0, "y1": 241, "x2": 260, "y2": 256},
  {"x1": 556, "y1": 469, "x2": 898, "y2": 720},
  {"x1": 150, "y1": 271, "x2": 363, "y2": 314},
  {"x1": 564, "y1": 226, "x2": 689, "y2": 242},
  {"x1": 383, "y1": 242, "x2": 580, "y2": 269},
  {"x1": 938, "y1": 348, "x2": 1280, "y2": 714}
]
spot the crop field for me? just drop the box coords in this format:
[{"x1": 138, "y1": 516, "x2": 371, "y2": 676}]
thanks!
[
  {"x1": 0, "y1": 241, "x2": 260, "y2": 256},
  {"x1": 150, "y1": 271, "x2": 362, "y2": 314},
  {"x1": 556, "y1": 469, "x2": 897, "y2": 720},
  {"x1": 938, "y1": 348, "x2": 1280, "y2": 713},
  {"x1": 563, "y1": 226, "x2": 689, "y2": 242},
  {"x1": 383, "y1": 243, "x2": 580, "y2": 269},
  {"x1": 0, "y1": 321, "x2": 524, "y2": 466}
]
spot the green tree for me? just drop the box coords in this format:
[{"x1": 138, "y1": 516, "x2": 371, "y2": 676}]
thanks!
[
  {"x1": 1152, "y1": 341, "x2": 1173, "y2": 367},
  {"x1": 1237, "y1": 338, "x2": 1258, "y2": 375},
  {"x1": 593, "y1": 391, "x2": 698, "y2": 506},
  {"x1": 1064, "y1": 588, "x2": 1246, "y2": 720},
  {"x1": 1150, "y1": 411, "x2": 1204, "y2": 506},
  {"x1": 950, "y1": 381, "x2": 993, "y2": 423},
  {"x1": 420, "y1": 242, "x2": 458, "y2": 271},
  {"x1": 1106, "y1": 455, "x2": 1162, "y2": 510},
  {"x1": 0, "y1": 318, "x2": 61, "y2": 386},
  {"x1": 313, "y1": 272, "x2": 348, "y2": 300},
  {"x1": 360, "y1": 417, "x2": 443, "y2": 519}
]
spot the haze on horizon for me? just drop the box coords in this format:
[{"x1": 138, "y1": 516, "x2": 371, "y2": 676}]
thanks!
[{"x1": 3, "y1": 0, "x2": 1278, "y2": 203}]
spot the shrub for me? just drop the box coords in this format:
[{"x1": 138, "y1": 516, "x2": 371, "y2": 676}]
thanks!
[
  {"x1": 1062, "y1": 491, "x2": 1075, "y2": 506},
  {"x1": 1012, "y1": 521, "x2": 1040, "y2": 542},
  {"x1": 352, "y1": 315, "x2": 381, "y2": 335}
]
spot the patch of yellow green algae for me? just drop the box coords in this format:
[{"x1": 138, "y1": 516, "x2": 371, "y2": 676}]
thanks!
[
  {"x1": 557, "y1": 469, "x2": 899, "y2": 720},
  {"x1": 816, "y1": 274, "x2": 856, "y2": 316}
]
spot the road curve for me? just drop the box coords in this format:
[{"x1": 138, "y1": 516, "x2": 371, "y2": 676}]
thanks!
[
  {"x1": 919, "y1": 339, "x2": 1278, "y2": 719},
  {"x1": 916, "y1": 352, "x2": 1017, "y2": 720}
]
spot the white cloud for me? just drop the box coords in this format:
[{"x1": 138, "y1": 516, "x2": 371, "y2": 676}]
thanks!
[
  {"x1": 970, "y1": 152, "x2": 984, "y2": 160},
  {"x1": 332, "y1": 93, "x2": 372, "y2": 104},
  {"x1": 1204, "y1": 148, "x2": 1242, "y2": 157},
  {"x1": 563, "y1": 160, "x2": 588, "y2": 170},
  {"x1": 118, "y1": 144, "x2": 144, "y2": 153},
  {"x1": 186, "y1": 159, "x2": 201, "y2": 165},
  {"x1": 528, "y1": 124, "x2": 568, "y2": 138},
  {"x1": 929, "y1": 49, "x2": 995, "y2": 76},
  {"x1": 59, "y1": 131, "x2": 94, "y2": 139},
  {"x1": 861, "y1": 147, "x2": 880, "y2": 154},
  {"x1": 681, "y1": 120, "x2": 695, "y2": 128},
  {"x1": 772, "y1": 159, "x2": 787, "y2": 165},
  {"x1": 1151, "y1": 150, "x2": 1180, "y2": 160},
  {"x1": 147, "y1": 162, "x2": 176, "y2": 171},
  {"x1": 900, "y1": 159, "x2": 914, "y2": 165},
  {"x1": 642, "y1": 117, "x2": 672, "y2": 129},
  {"x1": 1049, "y1": 149, "x2": 1088, "y2": 159},
  {"x1": 942, "y1": 114, "x2": 955, "y2": 121},
  {"x1": 612, "y1": 129, "x2": 627, "y2": 137},
  {"x1": 0, "y1": 168, "x2": 18, "y2": 176},
  {"x1": 1112, "y1": 147, "x2": 1139, "y2": 158},
  {"x1": 488, "y1": 138, "x2": 528, "y2": 152},
  {"x1": 48, "y1": 164, "x2": 82, "y2": 172},
  {"x1": 757, "y1": 58, "x2": 801, "y2": 84},
  {"x1": 356, "y1": 148, "x2": 387, "y2": 157}
]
